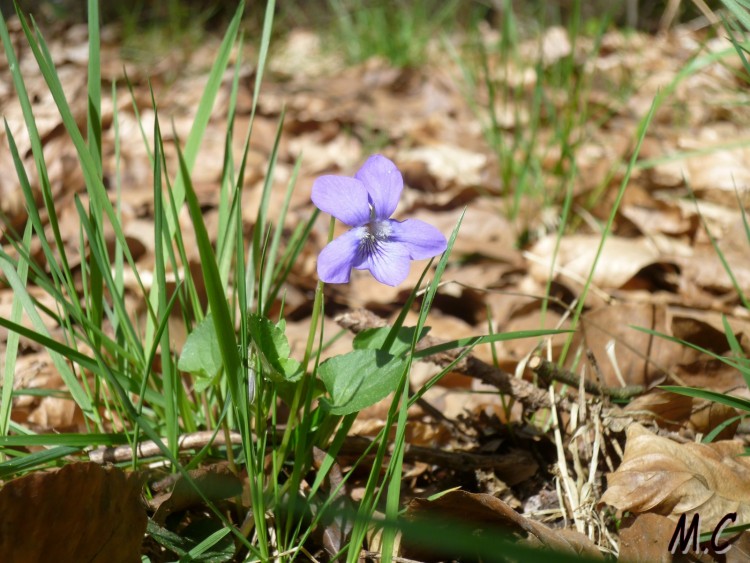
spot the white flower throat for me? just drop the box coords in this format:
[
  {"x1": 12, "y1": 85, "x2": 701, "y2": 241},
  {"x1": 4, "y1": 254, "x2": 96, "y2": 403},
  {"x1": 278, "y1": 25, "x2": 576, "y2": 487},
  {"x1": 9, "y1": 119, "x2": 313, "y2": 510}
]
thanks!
[{"x1": 360, "y1": 215, "x2": 392, "y2": 255}]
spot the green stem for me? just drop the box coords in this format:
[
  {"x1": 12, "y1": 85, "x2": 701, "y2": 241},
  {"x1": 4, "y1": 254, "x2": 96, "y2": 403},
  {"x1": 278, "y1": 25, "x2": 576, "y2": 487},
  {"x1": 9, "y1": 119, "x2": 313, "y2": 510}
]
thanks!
[{"x1": 274, "y1": 217, "x2": 333, "y2": 547}]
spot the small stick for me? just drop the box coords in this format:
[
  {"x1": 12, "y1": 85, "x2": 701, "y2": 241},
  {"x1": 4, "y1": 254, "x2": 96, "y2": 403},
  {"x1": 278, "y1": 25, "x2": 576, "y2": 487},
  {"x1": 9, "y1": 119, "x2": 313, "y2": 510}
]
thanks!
[
  {"x1": 528, "y1": 356, "x2": 645, "y2": 400},
  {"x1": 89, "y1": 428, "x2": 532, "y2": 474},
  {"x1": 88, "y1": 430, "x2": 243, "y2": 464}
]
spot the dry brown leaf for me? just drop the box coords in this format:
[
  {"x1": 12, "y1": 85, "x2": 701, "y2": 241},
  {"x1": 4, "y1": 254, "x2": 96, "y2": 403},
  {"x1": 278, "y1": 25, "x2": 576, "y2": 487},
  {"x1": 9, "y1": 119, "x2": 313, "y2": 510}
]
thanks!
[
  {"x1": 678, "y1": 126, "x2": 750, "y2": 204},
  {"x1": 399, "y1": 144, "x2": 487, "y2": 189},
  {"x1": 288, "y1": 131, "x2": 362, "y2": 173},
  {"x1": 420, "y1": 203, "x2": 520, "y2": 263},
  {"x1": 676, "y1": 244, "x2": 750, "y2": 301},
  {"x1": 618, "y1": 388, "x2": 739, "y2": 441},
  {"x1": 527, "y1": 234, "x2": 665, "y2": 290},
  {"x1": 618, "y1": 510, "x2": 750, "y2": 562},
  {"x1": 0, "y1": 463, "x2": 146, "y2": 562},
  {"x1": 497, "y1": 299, "x2": 571, "y2": 363},
  {"x1": 579, "y1": 303, "x2": 684, "y2": 389},
  {"x1": 269, "y1": 29, "x2": 344, "y2": 78},
  {"x1": 726, "y1": 532, "x2": 750, "y2": 563},
  {"x1": 151, "y1": 462, "x2": 242, "y2": 525},
  {"x1": 620, "y1": 202, "x2": 695, "y2": 238},
  {"x1": 623, "y1": 390, "x2": 693, "y2": 431},
  {"x1": 601, "y1": 423, "x2": 750, "y2": 530},
  {"x1": 617, "y1": 513, "x2": 680, "y2": 563},
  {"x1": 26, "y1": 394, "x2": 85, "y2": 431}
]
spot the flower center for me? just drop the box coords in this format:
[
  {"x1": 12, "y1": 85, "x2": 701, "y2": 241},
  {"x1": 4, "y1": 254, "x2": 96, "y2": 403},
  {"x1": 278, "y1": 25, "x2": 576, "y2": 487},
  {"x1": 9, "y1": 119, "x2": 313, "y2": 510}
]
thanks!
[{"x1": 360, "y1": 220, "x2": 391, "y2": 255}]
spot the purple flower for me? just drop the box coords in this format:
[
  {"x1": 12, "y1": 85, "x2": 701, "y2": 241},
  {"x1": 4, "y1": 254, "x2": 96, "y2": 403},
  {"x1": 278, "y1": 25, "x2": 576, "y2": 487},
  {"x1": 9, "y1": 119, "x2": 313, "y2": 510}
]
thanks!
[{"x1": 311, "y1": 154, "x2": 447, "y2": 286}]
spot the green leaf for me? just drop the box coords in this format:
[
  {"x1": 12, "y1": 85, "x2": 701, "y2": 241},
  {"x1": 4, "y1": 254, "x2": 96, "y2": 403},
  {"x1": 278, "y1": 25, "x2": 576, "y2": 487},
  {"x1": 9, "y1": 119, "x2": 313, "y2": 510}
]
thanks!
[
  {"x1": 248, "y1": 314, "x2": 302, "y2": 382},
  {"x1": 318, "y1": 350, "x2": 407, "y2": 415},
  {"x1": 178, "y1": 314, "x2": 222, "y2": 386},
  {"x1": 353, "y1": 326, "x2": 429, "y2": 356}
]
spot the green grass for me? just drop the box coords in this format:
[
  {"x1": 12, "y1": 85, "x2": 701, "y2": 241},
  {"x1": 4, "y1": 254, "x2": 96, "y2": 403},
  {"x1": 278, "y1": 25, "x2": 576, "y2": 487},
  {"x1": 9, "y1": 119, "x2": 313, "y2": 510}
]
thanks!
[
  {"x1": 325, "y1": 0, "x2": 464, "y2": 67},
  {"x1": 0, "y1": 1, "x2": 567, "y2": 559},
  {"x1": 448, "y1": 0, "x2": 609, "y2": 224}
]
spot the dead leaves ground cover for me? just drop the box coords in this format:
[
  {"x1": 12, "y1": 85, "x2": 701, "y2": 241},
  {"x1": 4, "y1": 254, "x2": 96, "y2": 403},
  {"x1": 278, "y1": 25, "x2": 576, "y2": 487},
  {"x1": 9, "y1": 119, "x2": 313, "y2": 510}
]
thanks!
[{"x1": 3, "y1": 11, "x2": 750, "y2": 562}]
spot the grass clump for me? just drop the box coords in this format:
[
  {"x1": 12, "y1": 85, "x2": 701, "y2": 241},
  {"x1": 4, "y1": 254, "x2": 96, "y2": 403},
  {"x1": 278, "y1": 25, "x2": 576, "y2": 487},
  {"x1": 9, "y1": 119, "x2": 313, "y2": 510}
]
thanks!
[
  {"x1": 325, "y1": 0, "x2": 463, "y2": 67},
  {"x1": 0, "y1": 0, "x2": 565, "y2": 560}
]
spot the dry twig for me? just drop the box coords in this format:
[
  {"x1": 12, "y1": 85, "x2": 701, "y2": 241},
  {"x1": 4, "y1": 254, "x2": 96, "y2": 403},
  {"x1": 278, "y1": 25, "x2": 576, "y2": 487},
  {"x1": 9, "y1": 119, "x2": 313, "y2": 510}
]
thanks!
[
  {"x1": 88, "y1": 430, "x2": 243, "y2": 463},
  {"x1": 528, "y1": 357, "x2": 645, "y2": 400}
]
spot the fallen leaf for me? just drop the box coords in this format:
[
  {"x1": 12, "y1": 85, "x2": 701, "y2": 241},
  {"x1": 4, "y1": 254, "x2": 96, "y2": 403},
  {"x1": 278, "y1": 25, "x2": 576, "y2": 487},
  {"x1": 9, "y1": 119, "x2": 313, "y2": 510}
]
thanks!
[
  {"x1": 151, "y1": 462, "x2": 243, "y2": 525},
  {"x1": 617, "y1": 513, "x2": 680, "y2": 563},
  {"x1": 527, "y1": 234, "x2": 667, "y2": 290},
  {"x1": 399, "y1": 143, "x2": 487, "y2": 189},
  {"x1": 578, "y1": 303, "x2": 685, "y2": 389},
  {"x1": 623, "y1": 390, "x2": 693, "y2": 431},
  {"x1": 601, "y1": 423, "x2": 750, "y2": 530},
  {"x1": 0, "y1": 463, "x2": 146, "y2": 562}
]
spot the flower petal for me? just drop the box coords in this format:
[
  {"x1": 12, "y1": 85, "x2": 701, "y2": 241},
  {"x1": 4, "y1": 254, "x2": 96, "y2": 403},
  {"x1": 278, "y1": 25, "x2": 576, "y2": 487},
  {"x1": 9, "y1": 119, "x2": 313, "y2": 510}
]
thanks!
[
  {"x1": 355, "y1": 154, "x2": 403, "y2": 220},
  {"x1": 311, "y1": 176, "x2": 371, "y2": 226},
  {"x1": 317, "y1": 227, "x2": 365, "y2": 284},
  {"x1": 389, "y1": 219, "x2": 447, "y2": 260},
  {"x1": 355, "y1": 239, "x2": 412, "y2": 286}
]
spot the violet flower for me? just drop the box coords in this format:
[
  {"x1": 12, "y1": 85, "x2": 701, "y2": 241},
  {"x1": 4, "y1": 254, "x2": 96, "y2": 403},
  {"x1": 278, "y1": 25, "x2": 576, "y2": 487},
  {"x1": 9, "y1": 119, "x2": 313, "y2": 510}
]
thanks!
[{"x1": 311, "y1": 154, "x2": 447, "y2": 286}]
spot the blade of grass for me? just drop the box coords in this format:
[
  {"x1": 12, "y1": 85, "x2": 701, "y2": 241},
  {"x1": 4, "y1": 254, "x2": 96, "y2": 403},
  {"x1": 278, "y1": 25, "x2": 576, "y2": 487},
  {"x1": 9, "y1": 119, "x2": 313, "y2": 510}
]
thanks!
[
  {"x1": 0, "y1": 13, "x2": 77, "y2": 305},
  {"x1": 0, "y1": 222, "x2": 32, "y2": 442},
  {"x1": 178, "y1": 139, "x2": 241, "y2": 397},
  {"x1": 248, "y1": 108, "x2": 286, "y2": 312},
  {"x1": 661, "y1": 385, "x2": 750, "y2": 412},
  {"x1": 217, "y1": 34, "x2": 244, "y2": 286},
  {"x1": 0, "y1": 255, "x2": 95, "y2": 420},
  {"x1": 0, "y1": 433, "x2": 130, "y2": 447},
  {"x1": 0, "y1": 446, "x2": 83, "y2": 479},
  {"x1": 152, "y1": 107, "x2": 179, "y2": 456},
  {"x1": 165, "y1": 1, "x2": 245, "y2": 235},
  {"x1": 86, "y1": 0, "x2": 104, "y2": 354},
  {"x1": 381, "y1": 210, "x2": 465, "y2": 560},
  {"x1": 13, "y1": 9, "x2": 150, "y2": 356},
  {"x1": 261, "y1": 155, "x2": 302, "y2": 316}
]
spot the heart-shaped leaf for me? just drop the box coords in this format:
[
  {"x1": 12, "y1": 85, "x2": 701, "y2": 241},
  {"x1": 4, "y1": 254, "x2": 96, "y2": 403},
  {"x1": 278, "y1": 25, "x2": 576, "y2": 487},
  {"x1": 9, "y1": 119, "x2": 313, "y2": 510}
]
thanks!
[
  {"x1": 318, "y1": 349, "x2": 407, "y2": 415},
  {"x1": 249, "y1": 314, "x2": 303, "y2": 382},
  {"x1": 178, "y1": 314, "x2": 222, "y2": 391},
  {"x1": 353, "y1": 325, "x2": 429, "y2": 357}
]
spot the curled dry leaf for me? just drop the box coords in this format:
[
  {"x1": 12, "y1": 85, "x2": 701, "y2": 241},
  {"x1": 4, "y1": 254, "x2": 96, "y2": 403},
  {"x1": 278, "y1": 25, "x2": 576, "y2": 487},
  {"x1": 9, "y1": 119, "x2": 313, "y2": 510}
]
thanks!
[{"x1": 601, "y1": 423, "x2": 750, "y2": 530}]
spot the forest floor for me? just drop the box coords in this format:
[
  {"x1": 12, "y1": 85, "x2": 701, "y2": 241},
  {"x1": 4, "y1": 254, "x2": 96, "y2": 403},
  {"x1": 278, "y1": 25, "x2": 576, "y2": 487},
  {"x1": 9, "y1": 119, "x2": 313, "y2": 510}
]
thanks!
[{"x1": 3, "y1": 10, "x2": 750, "y2": 561}]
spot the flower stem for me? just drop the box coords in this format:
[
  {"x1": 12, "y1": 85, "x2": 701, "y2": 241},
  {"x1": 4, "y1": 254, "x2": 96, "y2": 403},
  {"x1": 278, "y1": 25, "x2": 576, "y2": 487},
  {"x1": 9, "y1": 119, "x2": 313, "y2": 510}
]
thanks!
[{"x1": 275, "y1": 216, "x2": 333, "y2": 546}]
